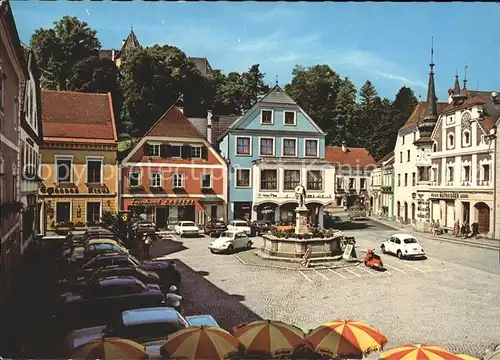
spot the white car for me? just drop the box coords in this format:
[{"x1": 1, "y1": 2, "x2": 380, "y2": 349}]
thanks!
[
  {"x1": 381, "y1": 233, "x2": 425, "y2": 259},
  {"x1": 227, "y1": 220, "x2": 251, "y2": 235},
  {"x1": 174, "y1": 221, "x2": 200, "y2": 237},
  {"x1": 208, "y1": 231, "x2": 253, "y2": 254}
]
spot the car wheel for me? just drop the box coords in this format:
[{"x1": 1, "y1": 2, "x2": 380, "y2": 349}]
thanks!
[
  {"x1": 246, "y1": 241, "x2": 252, "y2": 249},
  {"x1": 381, "y1": 245, "x2": 386, "y2": 254},
  {"x1": 227, "y1": 245, "x2": 234, "y2": 254},
  {"x1": 210, "y1": 250, "x2": 215, "y2": 254},
  {"x1": 397, "y1": 250, "x2": 404, "y2": 259}
]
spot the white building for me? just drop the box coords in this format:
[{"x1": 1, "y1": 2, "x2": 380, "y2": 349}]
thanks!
[{"x1": 371, "y1": 152, "x2": 395, "y2": 219}]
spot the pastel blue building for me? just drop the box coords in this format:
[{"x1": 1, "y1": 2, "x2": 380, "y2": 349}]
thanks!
[{"x1": 217, "y1": 86, "x2": 334, "y2": 225}]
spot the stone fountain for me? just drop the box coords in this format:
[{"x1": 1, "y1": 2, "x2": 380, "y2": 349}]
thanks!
[{"x1": 257, "y1": 185, "x2": 343, "y2": 262}]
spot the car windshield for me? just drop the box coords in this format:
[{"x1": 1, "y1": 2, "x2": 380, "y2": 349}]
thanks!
[
  {"x1": 220, "y1": 232, "x2": 234, "y2": 238},
  {"x1": 182, "y1": 222, "x2": 196, "y2": 227},
  {"x1": 404, "y1": 238, "x2": 418, "y2": 244},
  {"x1": 234, "y1": 222, "x2": 247, "y2": 226}
]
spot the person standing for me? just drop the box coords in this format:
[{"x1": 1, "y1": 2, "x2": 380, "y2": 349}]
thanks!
[
  {"x1": 300, "y1": 245, "x2": 312, "y2": 268},
  {"x1": 143, "y1": 234, "x2": 152, "y2": 260},
  {"x1": 453, "y1": 220, "x2": 460, "y2": 237}
]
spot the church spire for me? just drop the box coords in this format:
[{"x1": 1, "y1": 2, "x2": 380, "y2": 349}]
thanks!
[{"x1": 415, "y1": 38, "x2": 438, "y2": 146}]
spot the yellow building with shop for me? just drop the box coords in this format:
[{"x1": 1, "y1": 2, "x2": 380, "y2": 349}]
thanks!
[{"x1": 38, "y1": 90, "x2": 118, "y2": 233}]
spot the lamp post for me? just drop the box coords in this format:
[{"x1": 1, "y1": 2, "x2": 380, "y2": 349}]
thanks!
[{"x1": 484, "y1": 125, "x2": 498, "y2": 239}]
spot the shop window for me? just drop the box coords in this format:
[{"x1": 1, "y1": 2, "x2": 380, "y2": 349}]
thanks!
[
  {"x1": 307, "y1": 170, "x2": 322, "y2": 190},
  {"x1": 56, "y1": 157, "x2": 73, "y2": 183},
  {"x1": 305, "y1": 139, "x2": 318, "y2": 157},
  {"x1": 191, "y1": 146, "x2": 202, "y2": 158},
  {"x1": 87, "y1": 158, "x2": 103, "y2": 184},
  {"x1": 235, "y1": 169, "x2": 250, "y2": 188},
  {"x1": 236, "y1": 137, "x2": 251, "y2": 155},
  {"x1": 260, "y1": 169, "x2": 277, "y2": 190},
  {"x1": 284, "y1": 170, "x2": 300, "y2": 190},
  {"x1": 56, "y1": 202, "x2": 71, "y2": 223},
  {"x1": 86, "y1": 202, "x2": 101, "y2": 223},
  {"x1": 201, "y1": 174, "x2": 211, "y2": 188},
  {"x1": 173, "y1": 173, "x2": 185, "y2": 188}
]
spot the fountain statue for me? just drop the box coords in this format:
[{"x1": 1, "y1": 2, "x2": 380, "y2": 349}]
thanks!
[{"x1": 294, "y1": 185, "x2": 309, "y2": 235}]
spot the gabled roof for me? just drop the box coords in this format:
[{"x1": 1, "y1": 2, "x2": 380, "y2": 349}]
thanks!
[
  {"x1": 217, "y1": 85, "x2": 324, "y2": 140},
  {"x1": 441, "y1": 96, "x2": 486, "y2": 114},
  {"x1": 325, "y1": 146, "x2": 376, "y2": 168},
  {"x1": 144, "y1": 105, "x2": 205, "y2": 139},
  {"x1": 212, "y1": 114, "x2": 240, "y2": 141},
  {"x1": 399, "y1": 101, "x2": 448, "y2": 132},
  {"x1": 41, "y1": 90, "x2": 117, "y2": 142}
]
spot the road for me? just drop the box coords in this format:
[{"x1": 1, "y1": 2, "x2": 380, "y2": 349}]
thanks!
[{"x1": 155, "y1": 220, "x2": 500, "y2": 358}]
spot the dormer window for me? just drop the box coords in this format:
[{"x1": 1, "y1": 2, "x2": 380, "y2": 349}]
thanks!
[
  {"x1": 148, "y1": 143, "x2": 160, "y2": 157},
  {"x1": 260, "y1": 110, "x2": 273, "y2": 124},
  {"x1": 447, "y1": 133, "x2": 455, "y2": 149},
  {"x1": 283, "y1": 111, "x2": 296, "y2": 125},
  {"x1": 463, "y1": 130, "x2": 471, "y2": 147}
]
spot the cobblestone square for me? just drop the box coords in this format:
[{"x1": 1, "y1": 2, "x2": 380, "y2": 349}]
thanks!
[{"x1": 154, "y1": 221, "x2": 500, "y2": 358}]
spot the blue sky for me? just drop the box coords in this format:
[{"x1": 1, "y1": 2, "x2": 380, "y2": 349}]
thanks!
[{"x1": 11, "y1": 1, "x2": 500, "y2": 101}]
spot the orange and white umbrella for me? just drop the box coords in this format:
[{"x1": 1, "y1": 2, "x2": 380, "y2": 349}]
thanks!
[
  {"x1": 306, "y1": 320, "x2": 387, "y2": 359},
  {"x1": 233, "y1": 320, "x2": 306, "y2": 357},
  {"x1": 380, "y1": 344, "x2": 465, "y2": 360},
  {"x1": 69, "y1": 337, "x2": 148, "y2": 359},
  {"x1": 160, "y1": 325, "x2": 240, "y2": 360}
]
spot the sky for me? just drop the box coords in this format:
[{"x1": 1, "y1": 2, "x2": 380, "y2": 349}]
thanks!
[{"x1": 11, "y1": 1, "x2": 500, "y2": 101}]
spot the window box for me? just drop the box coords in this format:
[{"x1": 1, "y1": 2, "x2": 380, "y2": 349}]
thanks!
[{"x1": 129, "y1": 184, "x2": 145, "y2": 191}]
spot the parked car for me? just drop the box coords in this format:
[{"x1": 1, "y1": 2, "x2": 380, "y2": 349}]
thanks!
[
  {"x1": 227, "y1": 220, "x2": 251, "y2": 235},
  {"x1": 208, "y1": 231, "x2": 253, "y2": 254},
  {"x1": 83, "y1": 240, "x2": 129, "y2": 262},
  {"x1": 60, "y1": 265, "x2": 161, "y2": 293},
  {"x1": 134, "y1": 222, "x2": 157, "y2": 237},
  {"x1": 63, "y1": 307, "x2": 220, "y2": 355},
  {"x1": 347, "y1": 206, "x2": 367, "y2": 220},
  {"x1": 251, "y1": 220, "x2": 273, "y2": 236},
  {"x1": 324, "y1": 215, "x2": 348, "y2": 229},
  {"x1": 174, "y1": 221, "x2": 201, "y2": 237},
  {"x1": 204, "y1": 220, "x2": 228, "y2": 237},
  {"x1": 55, "y1": 277, "x2": 166, "y2": 332},
  {"x1": 380, "y1": 233, "x2": 425, "y2": 259},
  {"x1": 80, "y1": 254, "x2": 181, "y2": 288}
]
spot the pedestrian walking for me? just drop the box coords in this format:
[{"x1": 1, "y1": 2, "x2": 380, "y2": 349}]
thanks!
[
  {"x1": 143, "y1": 234, "x2": 152, "y2": 260},
  {"x1": 453, "y1": 220, "x2": 460, "y2": 237},
  {"x1": 300, "y1": 245, "x2": 312, "y2": 268}
]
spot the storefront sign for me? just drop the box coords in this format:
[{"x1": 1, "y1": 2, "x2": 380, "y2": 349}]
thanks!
[
  {"x1": 258, "y1": 193, "x2": 278, "y2": 198},
  {"x1": 131, "y1": 198, "x2": 164, "y2": 205},
  {"x1": 430, "y1": 192, "x2": 469, "y2": 199},
  {"x1": 306, "y1": 194, "x2": 332, "y2": 199},
  {"x1": 130, "y1": 198, "x2": 196, "y2": 206},
  {"x1": 257, "y1": 193, "x2": 332, "y2": 200}
]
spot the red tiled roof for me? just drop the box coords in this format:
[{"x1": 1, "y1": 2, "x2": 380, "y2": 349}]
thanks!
[
  {"x1": 144, "y1": 105, "x2": 205, "y2": 138},
  {"x1": 400, "y1": 101, "x2": 448, "y2": 131},
  {"x1": 478, "y1": 116, "x2": 495, "y2": 134},
  {"x1": 325, "y1": 146, "x2": 376, "y2": 167},
  {"x1": 42, "y1": 91, "x2": 116, "y2": 141},
  {"x1": 441, "y1": 96, "x2": 486, "y2": 113}
]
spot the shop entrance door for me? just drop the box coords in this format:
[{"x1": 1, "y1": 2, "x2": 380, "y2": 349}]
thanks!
[
  {"x1": 462, "y1": 202, "x2": 470, "y2": 223},
  {"x1": 156, "y1": 207, "x2": 169, "y2": 230},
  {"x1": 211, "y1": 205, "x2": 218, "y2": 221}
]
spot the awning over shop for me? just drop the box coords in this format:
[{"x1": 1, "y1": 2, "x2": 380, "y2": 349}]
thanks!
[{"x1": 198, "y1": 196, "x2": 225, "y2": 203}]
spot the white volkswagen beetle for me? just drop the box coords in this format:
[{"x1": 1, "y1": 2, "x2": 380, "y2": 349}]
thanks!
[
  {"x1": 227, "y1": 220, "x2": 251, "y2": 235},
  {"x1": 174, "y1": 221, "x2": 201, "y2": 237},
  {"x1": 381, "y1": 233, "x2": 425, "y2": 259},
  {"x1": 208, "y1": 231, "x2": 253, "y2": 254}
]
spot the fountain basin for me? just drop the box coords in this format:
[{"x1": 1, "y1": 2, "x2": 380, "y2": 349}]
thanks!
[{"x1": 258, "y1": 233, "x2": 343, "y2": 261}]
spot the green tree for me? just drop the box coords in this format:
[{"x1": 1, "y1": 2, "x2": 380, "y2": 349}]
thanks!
[
  {"x1": 329, "y1": 77, "x2": 357, "y2": 146},
  {"x1": 392, "y1": 85, "x2": 418, "y2": 129},
  {"x1": 29, "y1": 16, "x2": 101, "y2": 90},
  {"x1": 351, "y1": 80, "x2": 379, "y2": 152},
  {"x1": 370, "y1": 97, "x2": 397, "y2": 160},
  {"x1": 241, "y1": 64, "x2": 270, "y2": 109},
  {"x1": 285, "y1": 65, "x2": 342, "y2": 132}
]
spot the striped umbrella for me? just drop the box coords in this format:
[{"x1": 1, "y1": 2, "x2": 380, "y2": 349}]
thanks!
[
  {"x1": 456, "y1": 355, "x2": 480, "y2": 360},
  {"x1": 160, "y1": 325, "x2": 240, "y2": 360},
  {"x1": 306, "y1": 320, "x2": 387, "y2": 359},
  {"x1": 232, "y1": 320, "x2": 306, "y2": 357},
  {"x1": 380, "y1": 344, "x2": 465, "y2": 360},
  {"x1": 69, "y1": 337, "x2": 148, "y2": 359}
]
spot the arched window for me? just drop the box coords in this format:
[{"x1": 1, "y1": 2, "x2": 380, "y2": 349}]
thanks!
[
  {"x1": 463, "y1": 130, "x2": 471, "y2": 146},
  {"x1": 448, "y1": 133, "x2": 455, "y2": 149}
]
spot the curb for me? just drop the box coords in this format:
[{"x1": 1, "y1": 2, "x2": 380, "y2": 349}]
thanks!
[
  {"x1": 233, "y1": 253, "x2": 362, "y2": 271},
  {"x1": 369, "y1": 217, "x2": 500, "y2": 251}
]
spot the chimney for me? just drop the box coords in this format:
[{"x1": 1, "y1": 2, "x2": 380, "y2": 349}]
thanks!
[
  {"x1": 178, "y1": 107, "x2": 184, "y2": 114},
  {"x1": 207, "y1": 110, "x2": 213, "y2": 144},
  {"x1": 342, "y1": 140, "x2": 347, "y2": 153}
]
